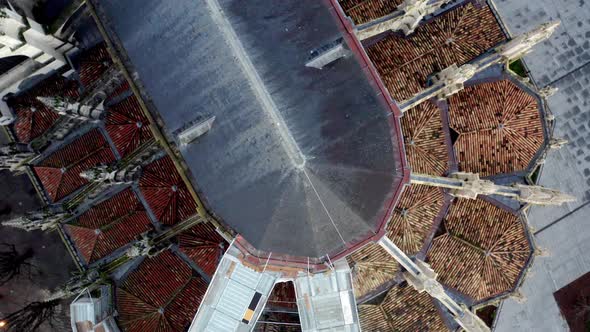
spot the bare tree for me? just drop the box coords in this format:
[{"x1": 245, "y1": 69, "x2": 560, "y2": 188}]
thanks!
[
  {"x1": 0, "y1": 243, "x2": 34, "y2": 286},
  {"x1": 0, "y1": 299, "x2": 62, "y2": 332}
]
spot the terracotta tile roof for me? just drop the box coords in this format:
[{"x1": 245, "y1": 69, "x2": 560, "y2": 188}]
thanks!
[
  {"x1": 448, "y1": 80, "x2": 544, "y2": 177},
  {"x1": 427, "y1": 198, "x2": 532, "y2": 302},
  {"x1": 105, "y1": 95, "x2": 153, "y2": 158},
  {"x1": 339, "y1": 0, "x2": 403, "y2": 25},
  {"x1": 65, "y1": 188, "x2": 153, "y2": 264},
  {"x1": 34, "y1": 129, "x2": 116, "y2": 202},
  {"x1": 401, "y1": 101, "x2": 448, "y2": 175},
  {"x1": 9, "y1": 75, "x2": 80, "y2": 143},
  {"x1": 177, "y1": 222, "x2": 227, "y2": 276},
  {"x1": 139, "y1": 156, "x2": 198, "y2": 225},
  {"x1": 347, "y1": 242, "x2": 399, "y2": 299},
  {"x1": 359, "y1": 284, "x2": 448, "y2": 331},
  {"x1": 367, "y1": 3, "x2": 506, "y2": 101},
  {"x1": 78, "y1": 43, "x2": 113, "y2": 88},
  {"x1": 386, "y1": 184, "x2": 445, "y2": 255},
  {"x1": 117, "y1": 251, "x2": 208, "y2": 332}
]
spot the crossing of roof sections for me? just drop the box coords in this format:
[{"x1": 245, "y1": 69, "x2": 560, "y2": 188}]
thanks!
[
  {"x1": 410, "y1": 172, "x2": 576, "y2": 206},
  {"x1": 398, "y1": 21, "x2": 560, "y2": 111},
  {"x1": 378, "y1": 236, "x2": 490, "y2": 332},
  {"x1": 116, "y1": 250, "x2": 209, "y2": 332},
  {"x1": 401, "y1": 101, "x2": 450, "y2": 176},
  {"x1": 64, "y1": 188, "x2": 154, "y2": 265},
  {"x1": 33, "y1": 128, "x2": 117, "y2": 203}
]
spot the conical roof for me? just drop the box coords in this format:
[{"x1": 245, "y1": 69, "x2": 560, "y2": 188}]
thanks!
[
  {"x1": 105, "y1": 95, "x2": 153, "y2": 158},
  {"x1": 386, "y1": 184, "x2": 446, "y2": 255},
  {"x1": 448, "y1": 79, "x2": 544, "y2": 177},
  {"x1": 116, "y1": 251, "x2": 208, "y2": 332},
  {"x1": 139, "y1": 156, "x2": 198, "y2": 225},
  {"x1": 358, "y1": 283, "x2": 448, "y2": 331},
  {"x1": 427, "y1": 198, "x2": 533, "y2": 302},
  {"x1": 402, "y1": 101, "x2": 449, "y2": 176},
  {"x1": 177, "y1": 222, "x2": 227, "y2": 276}
]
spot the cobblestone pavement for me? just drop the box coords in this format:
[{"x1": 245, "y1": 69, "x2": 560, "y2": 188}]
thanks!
[{"x1": 492, "y1": 0, "x2": 590, "y2": 330}]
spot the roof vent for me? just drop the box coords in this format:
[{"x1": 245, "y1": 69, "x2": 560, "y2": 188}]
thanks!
[{"x1": 177, "y1": 116, "x2": 215, "y2": 146}]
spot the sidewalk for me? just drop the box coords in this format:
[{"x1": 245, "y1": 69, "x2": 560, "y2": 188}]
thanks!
[{"x1": 492, "y1": 0, "x2": 590, "y2": 330}]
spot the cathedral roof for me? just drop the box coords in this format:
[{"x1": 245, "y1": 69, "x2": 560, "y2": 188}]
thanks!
[
  {"x1": 116, "y1": 251, "x2": 208, "y2": 332},
  {"x1": 65, "y1": 188, "x2": 153, "y2": 264},
  {"x1": 139, "y1": 156, "x2": 198, "y2": 225},
  {"x1": 427, "y1": 197, "x2": 533, "y2": 302},
  {"x1": 33, "y1": 129, "x2": 116, "y2": 202},
  {"x1": 448, "y1": 79, "x2": 545, "y2": 177},
  {"x1": 105, "y1": 95, "x2": 153, "y2": 158},
  {"x1": 366, "y1": 2, "x2": 506, "y2": 101}
]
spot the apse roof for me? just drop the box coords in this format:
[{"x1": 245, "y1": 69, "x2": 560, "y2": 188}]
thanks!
[{"x1": 92, "y1": 0, "x2": 407, "y2": 259}]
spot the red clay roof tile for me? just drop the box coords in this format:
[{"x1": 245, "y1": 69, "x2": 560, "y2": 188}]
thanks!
[
  {"x1": 105, "y1": 95, "x2": 153, "y2": 158},
  {"x1": 139, "y1": 156, "x2": 198, "y2": 225},
  {"x1": 427, "y1": 198, "x2": 532, "y2": 302},
  {"x1": 34, "y1": 129, "x2": 116, "y2": 202},
  {"x1": 448, "y1": 80, "x2": 544, "y2": 177}
]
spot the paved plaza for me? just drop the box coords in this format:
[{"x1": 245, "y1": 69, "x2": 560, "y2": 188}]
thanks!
[{"x1": 492, "y1": 0, "x2": 590, "y2": 330}]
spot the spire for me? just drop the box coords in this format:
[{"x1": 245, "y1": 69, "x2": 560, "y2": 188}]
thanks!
[
  {"x1": 47, "y1": 268, "x2": 102, "y2": 301},
  {"x1": 378, "y1": 236, "x2": 490, "y2": 332},
  {"x1": 410, "y1": 172, "x2": 575, "y2": 206},
  {"x1": 399, "y1": 63, "x2": 477, "y2": 111},
  {"x1": 1, "y1": 210, "x2": 68, "y2": 231},
  {"x1": 398, "y1": 21, "x2": 559, "y2": 112},
  {"x1": 538, "y1": 86, "x2": 558, "y2": 98},
  {"x1": 125, "y1": 231, "x2": 171, "y2": 258},
  {"x1": 36, "y1": 96, "x2": 105, "y2": 121},
  {"x1": 496, "y1": 21, "x2": 560, "y2": 61},
  {"x1": 356, "y1": 0, "x2": 452, "y2": 39},
  {"x1": 80, "y1": 165, "x2": 142, "y2": 185},
  {"x1": 548, "y1": 137, "x2": 568, "y2": 150},
  {"x1": 0, "y1": 143, "x2": 34, "y2": 173}
]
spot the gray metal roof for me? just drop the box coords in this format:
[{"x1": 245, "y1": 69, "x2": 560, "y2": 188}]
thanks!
[
  {"x1": 93, "y1": 0, "x2": 405, "y2": 258},
  {"x1": 294, "y1": 258, "x2": 360, "y2": 331},
  {"x1": 189, "y1": 245, "x2": 281, "y2": 332}
]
